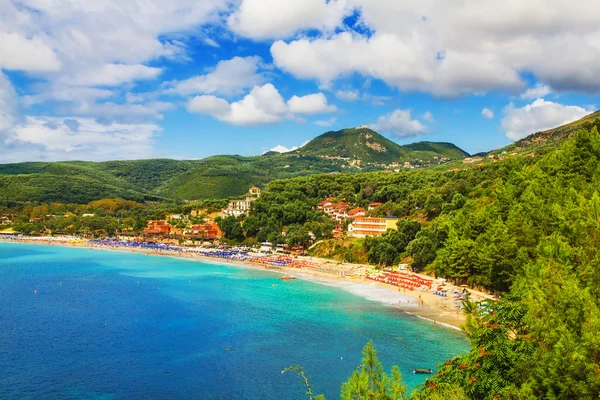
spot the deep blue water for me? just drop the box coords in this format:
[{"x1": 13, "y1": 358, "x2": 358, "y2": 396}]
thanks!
[{"x1": 0, "y1": 243, "x2": 468, "y2": 399}]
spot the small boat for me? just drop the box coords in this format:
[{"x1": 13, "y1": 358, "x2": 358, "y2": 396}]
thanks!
[
  {"x1": 281, "y1": 275, "x2": 296, "y2": 280},
  {"x1": 413, "y1": 368, "x2": 433, "y2": 374}
]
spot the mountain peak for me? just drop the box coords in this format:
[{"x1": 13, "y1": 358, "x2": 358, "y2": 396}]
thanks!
[{"x1": 297, "y1": 127, "x2": 468, "y2": 163}]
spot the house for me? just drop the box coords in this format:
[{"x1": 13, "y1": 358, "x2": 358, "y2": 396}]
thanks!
[
  {"x1": 330, "y1": 202, "x2": 350, "y2": 222},
  {"x1": 317, "y1": 197, "x2": 335, "y2": 210},
  {"x1": 347, "y1": 207, "x2": 366, "y2": 219},
  {"x1": 348, "y1": 217, "x2": 399, "y2": 238},
  {"x1": 1, "y1": 217, "x2": 12, "y2": 226},
  {"x1": 248, "y1": 187, "x2": 261, "y2": 197},
  {"x1": 222, "y1": 187, "x2": 261, "y2": 217},
  {"x1": 166, "y1": 213, "x2": 183, "y2": 221},
  {"x1": 462, "y1": 157, "x2": 483, "y2": 164},
  {"x1": 29, "y1": 218, "x2": 41, "y2": 222},
  {"x1": 367, "y1": 202, "x2": 382, "y2": 210},
  {"x1": 189, "y1": 222, "x2": 222, "y2": 240},
  {"x1": 82, "y1": 214, "x2": 95, "y2": 218},
  {"x1": 143, "y1": 220, "x2": 173, "y2": 235}
]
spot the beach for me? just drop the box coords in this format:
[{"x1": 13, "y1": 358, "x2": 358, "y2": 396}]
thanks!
[{"x1": 0, "y1": 236, "x2": 490, "y2": 329}]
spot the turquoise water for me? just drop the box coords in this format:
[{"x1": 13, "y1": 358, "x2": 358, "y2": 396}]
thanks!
[{"x1": 0, "y1": 243, "x2": 468, "y2": 399}]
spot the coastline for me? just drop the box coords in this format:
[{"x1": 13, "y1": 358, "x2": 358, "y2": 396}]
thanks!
[{"x1": 0, "y1": 238, "x2": 468, "y2": 330}]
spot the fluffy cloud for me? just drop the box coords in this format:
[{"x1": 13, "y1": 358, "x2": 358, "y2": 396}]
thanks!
[
  {"x1": 520, "y1": 84, "x2": 552, "y2": 100},
  {"x1": 0, "y1": 0, "x2": 227, "y2": 124},
  {"x1": 187, "y1": 84, "x2": 289, "y2": 125},
  {"x1": 166, "y1": 56, "x2": 265, "y2": 96},
  {"x1": 187, "y1": 84, "x2": 336, "y2": 125},
  {"x1": 422, "y1": 111, "x2": 434, "y2": 122},
  {"x1": 3, "y1": 116, "x2": 160, "y2": 162},
  {"x1": 24, "y1": 87, "x2": 115, "y2": 106},
  {"x1": 0, "y1": 0, "x2": 227, "y2": 71},
  {"x1": 269, "y1": 0, "x2": 600, "y2": 96},
  {"x1": 481, "y1": 108, "x2": 495, "y2": 120},
  {"x1": 72, "y1": 101, "x2": 175, "y2": 123},
  {"x1": 228, "y1": 0, "x2": 349, "y2": 39},
  {"x1": 371, "y1": 109, "x2": 427, "y2": 137},
  {"x1": 287, "y1": 93, "x2": 337, "y2": 114},
  {"x1": 501, "y1": 99, "x2": 591, "y2": 140},
  {"x1": 335, "y1": 89, "x2": 360, "y2": 102},
  {"x1": 0, "y1": 32, "x2": 62, "y2": 72},
  {"x1": 271, "y1": 32, "x2": 523, "y2": 97},
  {"x1": 66, "y1": 64, "x2": 162, "y2": 87}
]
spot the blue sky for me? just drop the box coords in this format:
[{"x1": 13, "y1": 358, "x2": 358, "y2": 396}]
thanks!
[{"x1": 1, "y1": 0, "x2": 599, "y2": 162}]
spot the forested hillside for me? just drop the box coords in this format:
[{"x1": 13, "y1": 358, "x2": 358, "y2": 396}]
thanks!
[
  {"x1": 0, "y1": 128, "x2": 467, "y2": 204},
  {"x1": 243, "y1": 126, "x2": 600, "y2": 399}
]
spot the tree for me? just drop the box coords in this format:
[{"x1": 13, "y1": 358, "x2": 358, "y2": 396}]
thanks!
[
  {"x1": 406, "y1": 232, "x2": 437, "y2": 271},
  {"x1": 282, "y1": 366, "x2": 326, "y2": 400},
  {"x1": 341, "y1": 341, "x2": 407, "y2": 400}
]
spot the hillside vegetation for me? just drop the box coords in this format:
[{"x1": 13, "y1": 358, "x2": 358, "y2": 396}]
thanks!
[
  {"x1": 0, "y1": 128, "x2": 468, "y2": 204},
  {"x1": 243, "y1": 125, "x2": 600, "y2": 399}
]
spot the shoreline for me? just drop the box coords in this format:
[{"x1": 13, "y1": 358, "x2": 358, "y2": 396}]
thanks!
[{"x1": 0, "y1": 237, "x2": 468, "y2": 330}]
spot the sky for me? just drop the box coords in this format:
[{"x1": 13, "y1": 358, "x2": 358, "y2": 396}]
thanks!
[{"x1": 1, "y1": 0, "x2": 600, "y2": 162}]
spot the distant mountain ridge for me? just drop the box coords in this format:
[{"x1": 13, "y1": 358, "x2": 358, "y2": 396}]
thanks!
[
  {"x1": 0, "y1": 127, "x2": 470, "y2": 203},
  {"x1": 296, "y1": 127, "x2": 470, "y2": 163}
]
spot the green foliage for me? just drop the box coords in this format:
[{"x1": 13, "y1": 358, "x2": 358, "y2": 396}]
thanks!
[
  {"x1": 341, "y1": 341, "x2": 407, "y2": 400},
  {"x1": 0, "y1": 128, "x2": 468, "y2": 204},
  {"x1": 282, "y1": 366, "x2": 326, "y2": 400},
  {"x1": 216, "y1": 216, "x2": 244, "y2": 242}
]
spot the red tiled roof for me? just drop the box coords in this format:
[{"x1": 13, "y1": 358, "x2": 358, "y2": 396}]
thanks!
[{"x1": 348, "y1": 207, "x2": 365, "y2": 215}]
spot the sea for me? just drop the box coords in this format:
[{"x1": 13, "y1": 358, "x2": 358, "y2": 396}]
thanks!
[{"x1": 0, "y1": 242, "x2": 468, "y2": 399}]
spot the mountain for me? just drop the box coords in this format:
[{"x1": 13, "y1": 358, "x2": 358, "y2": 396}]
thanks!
[
  {"x1": 0, "y1": 128, "x2": 469, "y2": 204},
  {"x1": 296, "y1": 127, "x2": 469, "y2": 163},
  {"x1": 401, "y1": 141, "x2": 470, "y2": 160},
  {"x1": 297, "y1": 127, "x2": 407, "y2": 163}
]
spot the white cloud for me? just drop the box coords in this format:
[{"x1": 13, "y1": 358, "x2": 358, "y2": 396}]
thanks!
[
  {"x1": 501, "y1": 99, "x2": 591, "y2": 140},
  {"x1": 204, "y1": 38, "x2": 220, "y2": 48},
  {"x1": 228, "y1": 0, "x2": 349, "y2": 39},
  {"x1": 520, "y1": 83, "x2": 552, "y2": 99},
  {"x1": 335, "y1": 89, "x2": 360, "y2": 102},
  {"x1": 3, "y1": 116, "x2": 160, "y2": 162},
  {"x1": 0, "y1": 0, "x2": 228, "y2": 71},
  {"x1": 66, "y1": 64, "x2": 162, "y2": 87},
  {"x1": 268, "y1": 144, "x2": 298, "y2": 153},
  {"x1": 187, "y1": 85, "x2": 337, "y2": 125},
  {"x1": 166, "y1": 56, "x2": 264, "y2": 96},
  {"x1": 24, "y1": 87, "x2": 115, "y2": 106},
  {"x1": 187, "y1": 83, "x2": 289, "y2": 125},
  {"x1": 0, "y1": 32, "x2": 62, "y2": 72},
  {"x1": 271, "y1": 32, "x2": 523, "y2": 97},
  {"x1": 268, "y1": 0, "x2": 600, "y2": 96},
  {"x1": 287, "y1": 93, "x2": 337, "y2": 114},
  {"x1": 314, "y1": 117, "x2": 337, "y2": 127},
  {"x1": 371, "y1": 109, "x2": 427, "y2": 137},
  {"x1": 481, "y1": 108, "x2": 495, "y2": 120},
  {"x1": 422, "y1": 111, "x2": 434, "y2": 123},
  {"x1": 0, "y1": 72, "x2": 18, "y2": 134},
  {"x1": 73, "y1": 101, "x2": 175, "y2": 123}
]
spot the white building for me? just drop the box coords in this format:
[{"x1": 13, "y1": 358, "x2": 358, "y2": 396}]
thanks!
[{"x1": 222, "y1": 187, "x2": 261, "y2": 217}]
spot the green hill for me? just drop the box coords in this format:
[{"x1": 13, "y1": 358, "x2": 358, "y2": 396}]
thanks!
[
  {"x1": 297, "y1": 127, "x2": 408, "y2": 162},
  {"x1": 295, "y1": 127, "x2": 469, "y2": 163},
  {"x1": 0, "y1": 127, "x2": 469, "y2": 204},
  {"x1": 402, "y1": 141, "x2": 470, "y2": 160}
]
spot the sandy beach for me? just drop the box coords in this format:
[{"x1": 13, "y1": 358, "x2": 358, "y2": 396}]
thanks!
[{"x1": 0, "y1": 236, "x2": 487, "y2": 330}]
